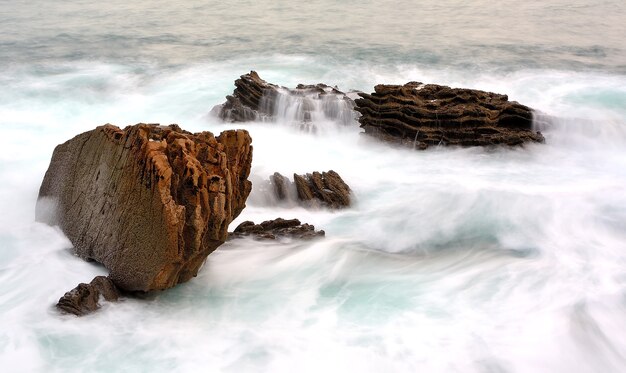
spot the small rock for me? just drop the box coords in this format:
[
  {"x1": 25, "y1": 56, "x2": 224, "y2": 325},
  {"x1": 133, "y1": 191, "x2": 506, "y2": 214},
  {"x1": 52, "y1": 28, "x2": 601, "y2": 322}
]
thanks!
[
  {"x1": 229, "y1": 218, "x2": 325, "y2": 240},
  {"x1": 293, "y1": 170, "x2": 351, "y2": 209},
  {"x1": 271, "y1": 172, "x2": 289, "y2": 200},
  {"x1": 267, "y1": 171, "x2": 351, "y2": 209},
  {"x1": 56, "y1": 276, "x2": 120, "y2": 316}
]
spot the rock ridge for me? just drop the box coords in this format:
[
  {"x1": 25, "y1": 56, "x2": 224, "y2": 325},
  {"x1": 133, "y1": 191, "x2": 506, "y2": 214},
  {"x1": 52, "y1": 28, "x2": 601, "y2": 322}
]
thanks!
[
  {"x1": 229, "y1": 218, "x2": 325, "y2": 240},
  {"x1": 214, "y1": 71, "x2": 358, "y2": 125},
  {"x1": 269, "y1": 170, "x2": 352, "y2": 209},
  {"x1": 354, "y1": 82, "x2": 545, "y2": 148}
]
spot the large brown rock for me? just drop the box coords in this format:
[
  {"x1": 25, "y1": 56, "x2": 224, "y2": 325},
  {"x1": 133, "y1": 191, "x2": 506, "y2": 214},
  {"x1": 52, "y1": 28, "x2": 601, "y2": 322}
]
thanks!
[
  {"x1": 57, "y1": 276, "x2": 120, "y2": 316},
  {"x1": 355, "y1": 82, "x2": 545, "y2": 148},
  {"x1": 37, "y1": 123, "x2": 253, "y2": 292},
  {"x1": 214, "y1": 71, "x2": 358, "y2": 125}
]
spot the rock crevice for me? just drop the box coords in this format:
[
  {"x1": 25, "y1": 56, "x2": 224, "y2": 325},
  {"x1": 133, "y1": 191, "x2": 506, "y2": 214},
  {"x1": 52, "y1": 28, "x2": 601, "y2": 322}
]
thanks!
[{"x1": 56, "y1": 276, "x2": 120, "y2": 316}]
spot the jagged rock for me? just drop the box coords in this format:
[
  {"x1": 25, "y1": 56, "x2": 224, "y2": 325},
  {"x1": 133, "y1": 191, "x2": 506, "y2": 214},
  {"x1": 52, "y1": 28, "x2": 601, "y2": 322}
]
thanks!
[
  {"x1": 229, "y1": 218, "x2": 325, "y2": 240},
  {"x1": 355, "y1": 82, "x2": 545, "y2": 148},
  {"x1": 36, "y1": 123, "x2": 253, "y2": 292},
  {"x1": 56, "y1": 276, "x2": 120, "y2": 316},
  {"x1": 270, "y1": 172, "x2": 289, "y2": 200},
  {"x1": 216, "y1": 71, "x2": 272, "y2": 122},
  {"x1": 214, "y1": 71, "x2": 358, "y2": 125},
  {"x1": 265, "y1": 171, "x2": 351, "y2": 209},
  {"x1": 293, "y1": 170, "x2": 351, "y2": 209}
]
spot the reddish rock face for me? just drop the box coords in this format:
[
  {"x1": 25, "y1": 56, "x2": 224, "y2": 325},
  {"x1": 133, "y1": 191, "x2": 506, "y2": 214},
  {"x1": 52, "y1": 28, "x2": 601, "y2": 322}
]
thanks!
[
  {"x1": 37, "y1": 124, "x2": 253, "y2": 292},
  {"x1": 355, "y1": 82, "x2": 545, "y2": 148}
]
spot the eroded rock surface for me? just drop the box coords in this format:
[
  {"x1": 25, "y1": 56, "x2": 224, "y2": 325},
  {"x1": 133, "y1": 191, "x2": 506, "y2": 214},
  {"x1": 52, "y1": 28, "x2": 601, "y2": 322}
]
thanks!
[
  {"x1": 264, "y1": 170, "x2": 351, "y2": 209},
  {"x1": 293, "y1": 170, "x2": 351, "y2": 209},
  {"x1": 355, "y1": 82, "x2": 545, "y2": 148},
  {"x1": 229, "y1": 218, "x2": 325, "y2": 240},
  {"x1": 57, "y1": 276, "x2": 120, "y2": 316},
  {"x1": 37, "y1": 123, "x2": 253, "y2": 292},
  {"x1": 214, "y1": 71, "x2": 358, "y2": 125},
  {"x1": 270, "y1": 172, "x2": 289, "y2": 200}
]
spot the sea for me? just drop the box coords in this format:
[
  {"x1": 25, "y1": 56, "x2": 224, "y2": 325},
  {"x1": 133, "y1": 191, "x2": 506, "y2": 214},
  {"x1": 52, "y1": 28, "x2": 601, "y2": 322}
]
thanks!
[{"x1": 1, "y1": 1, "x2": 625, "y2": 372}]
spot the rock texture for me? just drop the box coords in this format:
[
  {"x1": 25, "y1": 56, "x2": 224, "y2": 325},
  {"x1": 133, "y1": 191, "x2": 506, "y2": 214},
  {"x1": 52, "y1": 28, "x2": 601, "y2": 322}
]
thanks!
[
  {"x1": 270, "y1": 172, "x2": 289, "y2": 201},
  {"x1": 265, "y1": 171, "x2": 351, "y2": 209},
  {"x1": 215, "y1": 71, "x2": 271, "y2": 122},
  {"x1": 355, "y1": 82, "x2": 545, "y2": 148},
  {"x1": 57, "y1": 276, "x2": 120, "y2": 316},
  {"x1": 229, "y1": 218, "x2": 325, "y2": 240},
  {"x1": 37, "y1": 123, "x2": 253, "y2": 292},
  {"x1": 214, "y1": 71, "x2": 357, "y2": 125},
  {"x1": 293, "y1": 170, "x2": 351, "y2": 209}
]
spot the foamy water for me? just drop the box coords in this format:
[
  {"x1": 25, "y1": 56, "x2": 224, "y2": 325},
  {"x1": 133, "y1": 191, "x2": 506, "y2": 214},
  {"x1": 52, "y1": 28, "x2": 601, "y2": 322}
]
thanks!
[{"x1": 1, "y1": 1, "x2": 626, "y2": 372}]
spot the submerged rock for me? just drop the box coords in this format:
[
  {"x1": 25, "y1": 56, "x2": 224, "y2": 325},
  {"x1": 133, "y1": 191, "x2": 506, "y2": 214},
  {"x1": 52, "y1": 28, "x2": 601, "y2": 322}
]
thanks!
[
  {"x1": 57, "y1": 276, "x2": 120, "y2": 316},
  {"x1": 229, "y1": 218, "x2": 325, "y2": 240},
  {"x1": 37, "y1": 123, "x2": 253, "y2": 292},
  {"x1": 213, "y1": 71, "x2": 358, "y2": 126},
  {"x1": 355, "y1": 82, "x2": 545, "y2": 148}
]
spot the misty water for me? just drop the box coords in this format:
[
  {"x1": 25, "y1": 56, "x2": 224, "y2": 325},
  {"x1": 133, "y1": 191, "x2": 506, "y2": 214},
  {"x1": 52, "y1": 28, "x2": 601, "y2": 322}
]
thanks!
[{"x1": 1, "y1": 1, "x2": 626, "y2": 372}]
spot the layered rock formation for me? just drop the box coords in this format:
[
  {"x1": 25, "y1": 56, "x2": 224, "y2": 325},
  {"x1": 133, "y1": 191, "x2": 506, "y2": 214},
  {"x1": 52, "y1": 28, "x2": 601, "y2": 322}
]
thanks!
[
  {"x1": 293, "y1": 170, "x2": 351, "y2": 209},
  {"x1": 57, "y1": 276, "x2": 120, "y2": 316},
  {"x1": 37, "y1": 123, "x2": 253, "y2": 292},
  {"x1": 229, "y1": 218, "x2": 325, "y2": 240},
  {"x1": 355, "y1": 82, "x2": 545, "y2": 148},
  {"x1": 214, "y1": 71, "x2": 357, "y2": 125},
  {"x1": 215, "y1": 71, "x2": 271, "y2": 122},
  {"x1": 267, "y1": 170, "x2": 351, "y2": 209}
]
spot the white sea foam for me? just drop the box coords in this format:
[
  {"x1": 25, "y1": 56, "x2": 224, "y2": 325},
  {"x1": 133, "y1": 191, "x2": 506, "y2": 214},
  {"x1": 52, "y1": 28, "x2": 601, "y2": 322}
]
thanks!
[{"x1": 1, "y1": 53, "x2": 626, "y2": 372}]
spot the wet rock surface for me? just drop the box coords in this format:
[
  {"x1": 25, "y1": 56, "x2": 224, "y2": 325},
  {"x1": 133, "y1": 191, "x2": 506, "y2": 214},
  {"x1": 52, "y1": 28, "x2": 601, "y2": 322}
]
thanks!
[
  {"x1": 270, "y1": 172, "x2": 290, "y2": 201},
  {"x1": 56, "y1": 276, "x2": 120, "y2": 316},
  {"x1": 355, "y1": 82, "x2": 545, "y2": 148},
  {"x1": 264, "y1": 170, "x2": 351, "y2": 209},
  {"x1": 292, "y1": 170, "x2": 351, "y2": 209},
  {"x1": 214, "y1": 71, "x2": 271, "y2": 122},
  {"x1": 37, "y1": 123, "x2": 253, "y2": 292},
  {"x1": 229, "y1": 218, "x2": 325, "y2": 240},
  {"x1": 214, "y1": 71, "x2": 358, "y2": 125}
]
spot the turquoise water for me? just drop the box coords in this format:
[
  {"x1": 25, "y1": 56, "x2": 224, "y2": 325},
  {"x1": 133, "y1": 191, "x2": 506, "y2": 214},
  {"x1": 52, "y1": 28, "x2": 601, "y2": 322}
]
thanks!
[{"x1": 1, "y1": 1, "x2": 626, "y2": 372}]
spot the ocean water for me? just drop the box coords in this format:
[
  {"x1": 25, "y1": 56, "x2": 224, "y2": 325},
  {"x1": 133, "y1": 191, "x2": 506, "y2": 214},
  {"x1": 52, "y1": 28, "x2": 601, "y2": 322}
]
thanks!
[{"x1": 1, "y1": 1, "x2": 626, "y2": 372}]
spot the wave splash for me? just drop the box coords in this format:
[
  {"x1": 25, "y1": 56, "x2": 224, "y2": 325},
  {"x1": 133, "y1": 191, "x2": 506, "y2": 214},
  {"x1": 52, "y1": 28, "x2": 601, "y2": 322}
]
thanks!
[{"x1": 1, "y1": 58, "x2": 626, "y2": 372}]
